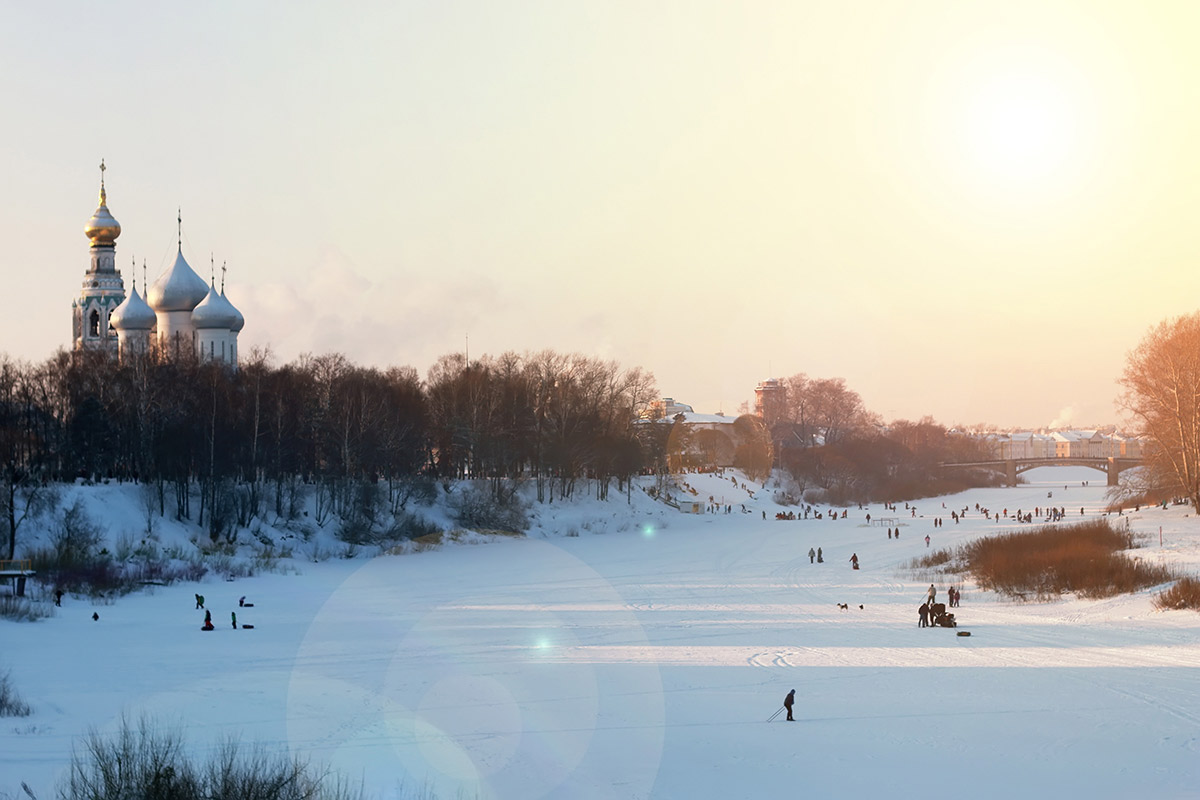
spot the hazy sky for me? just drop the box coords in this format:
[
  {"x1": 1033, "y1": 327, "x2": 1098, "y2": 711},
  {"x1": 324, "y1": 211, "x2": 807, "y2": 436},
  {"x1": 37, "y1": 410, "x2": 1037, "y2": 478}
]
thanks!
[{"x1": 4, "y1": 1, "x2": 1198, "y2": 429}]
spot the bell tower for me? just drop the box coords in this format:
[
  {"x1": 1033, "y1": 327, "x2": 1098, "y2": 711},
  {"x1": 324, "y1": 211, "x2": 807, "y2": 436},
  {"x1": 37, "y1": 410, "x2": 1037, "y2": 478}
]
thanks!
[{"x1": 73, "y1": 159, "x2": 126, "y2": 352}]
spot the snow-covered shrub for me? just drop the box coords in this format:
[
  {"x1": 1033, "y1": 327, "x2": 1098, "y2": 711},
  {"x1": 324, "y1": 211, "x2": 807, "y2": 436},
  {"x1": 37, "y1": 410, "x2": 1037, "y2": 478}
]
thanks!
[
  {"x1": 139, "y1": 481, "x2": 159, "y2": 536},
  {"x1": 383, "y1": 511, "x2": 441, "y2": 542},
  {"x1": 336, "y1": 480, "x2": 386, "y2": 544},
  {"x1": 449, "y1": 482, "x2": 529, "y2": 533},
  {"x1": 802, "y1": 488, "x2": 828, "y2": 505},
  {"x1": 389, "y1": 475, "x2": 438, "y2": 512},
  {"x1": 0, "y1": 669, "x2": 31, "y2": 717},
  {"x1": 1154, "y1": 576, "x2": 1200, "y2": 611},
  {"x1": 0, "y1": 596, "x2": 54, "y2": 623},
  {"x1": 114, "y1": 531, "x2": 137, "y2": 563},
  {"x1": 773, "y1": 488, "x2": 801, "y2": 506},
  {"x1": 51, "y1": 499, "x2": 106, "y2": 567},
  {"x1": 62, "y1": 716, "x2": 364, "y2": 800}
]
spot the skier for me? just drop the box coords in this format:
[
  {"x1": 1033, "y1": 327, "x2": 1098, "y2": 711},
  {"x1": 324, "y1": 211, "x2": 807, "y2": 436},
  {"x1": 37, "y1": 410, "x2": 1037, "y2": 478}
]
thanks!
[
  {"x1": 850, "y1": 553, "x2": 859, "y2": 570},
  {"x1": 808, "y1": 547, "x2": 816, "y2": 564},
  {"x1": 784, "y1": 689, "x2": 795, "y2": 721}
]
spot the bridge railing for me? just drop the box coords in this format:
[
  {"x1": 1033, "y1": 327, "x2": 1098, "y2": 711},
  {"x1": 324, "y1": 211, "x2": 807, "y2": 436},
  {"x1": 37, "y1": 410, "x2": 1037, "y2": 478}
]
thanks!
[{"x1": 0, "y1": 559, "x2": 32, "y2": 573}]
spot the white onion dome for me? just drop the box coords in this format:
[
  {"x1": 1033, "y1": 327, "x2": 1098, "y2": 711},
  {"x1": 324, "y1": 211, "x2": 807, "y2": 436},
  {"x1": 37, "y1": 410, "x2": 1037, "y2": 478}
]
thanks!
[
  {"x1": 109, "y1": 285, "x2": 156, "y2": 331},
  {"x1": 223, "y1": 290, "x2": 244, "y2": 333},
  {"x1": 84, "y1": 184, "x2": 121, "y2": 247},
  {"x1": 147, "y1": 249, "x2": 209, "y2": 312},
  {"x1": 192, "y1": 283, "x2": 237, "y2": 330}
]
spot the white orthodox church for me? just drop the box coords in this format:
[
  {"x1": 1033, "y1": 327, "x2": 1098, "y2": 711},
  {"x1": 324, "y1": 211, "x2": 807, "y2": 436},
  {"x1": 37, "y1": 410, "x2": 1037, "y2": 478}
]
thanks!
[{"x1": 72, "y1": 163, "x2": 244, "y2": 368}]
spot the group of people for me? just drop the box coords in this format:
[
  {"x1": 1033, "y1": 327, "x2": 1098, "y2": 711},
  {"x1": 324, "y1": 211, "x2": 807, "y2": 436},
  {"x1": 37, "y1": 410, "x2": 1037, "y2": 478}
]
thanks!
[
  {"x1": 198, "y1": 593, "x2": 250, "y2": 630},
  {"x1": 916, "y1": 583, "x2": 963, "y2": 627},
  {"x1": 807, "y1": 547, "x2": 824, "y2": 563}
]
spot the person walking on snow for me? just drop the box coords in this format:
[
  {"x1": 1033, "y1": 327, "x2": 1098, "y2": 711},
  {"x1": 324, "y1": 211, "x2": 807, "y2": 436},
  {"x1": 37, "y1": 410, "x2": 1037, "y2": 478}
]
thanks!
[
  {"x1": 919, "y1": 602, "x2": 929, "y2": 628},
  {"x1": 927, "y1": 584, "x2": 936, "y2": 605},
  {"x1": 808, "y1": 547, "x2": 816, "y2": 563},
  {"x1": 784, "y1": 689, "x2": 796, "y2": 721},
  {"x1": 925, "y1": 534, "x2": 931, "y2": 548},
  {"x1": 850, "y1": 553, "x2": 859, "y2": 570},
  {"x1": 231, "y1": 611, "x2": 238, "y2": 630},
  {"x1": 817, "y1": 547, "x2": 823, "y2": 563},
  {"x1": 195, "y1": 594, "x2": 204, "y2": 610}
]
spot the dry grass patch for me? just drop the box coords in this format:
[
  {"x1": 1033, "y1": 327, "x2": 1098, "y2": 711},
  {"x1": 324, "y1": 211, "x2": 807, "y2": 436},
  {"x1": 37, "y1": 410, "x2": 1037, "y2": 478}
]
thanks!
[
  {"x1": 1154, "y1": 577, "x2": 1200, "y2": 611},
  {"x1": 962, "y1": 519, "x2": 1175, "y2": 601}
]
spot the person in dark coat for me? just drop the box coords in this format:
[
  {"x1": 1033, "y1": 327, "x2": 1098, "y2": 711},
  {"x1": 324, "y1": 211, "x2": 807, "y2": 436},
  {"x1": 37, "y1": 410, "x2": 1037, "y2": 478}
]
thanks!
[
  {"x1": 918, "y1": 602, "x2": 929, "y2": 628},
  {"x1": 55, "y1": 589, "x2": 63, "y2": 607},
  {"x1": 784, "y1": 689, "x2": 796, "y2": 721},
  {"x1": 849, "y1": 553, "x2": 859, "y2": 569},
  {"x1": 231, "y1": 611, "x2": 238, "y2": 629},
  {"x1": 817, "y1": 547, "x2": 823, "y2": 563}
]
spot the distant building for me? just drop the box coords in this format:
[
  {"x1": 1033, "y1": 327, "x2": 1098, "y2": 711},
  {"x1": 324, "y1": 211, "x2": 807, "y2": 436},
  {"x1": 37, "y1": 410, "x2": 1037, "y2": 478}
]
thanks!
[
  {"x1": 73, "y1": 162, "x2": 244, "y2": 369},
  {"x1": 754, "y1": 378, "x2": 786, "y2": 428},
  {"x1": 645, "y1": 397, "x2": 695, "y2": 419},
  {"x1": 988, "y1": 430, "x2": 1140, "y2": 460}
]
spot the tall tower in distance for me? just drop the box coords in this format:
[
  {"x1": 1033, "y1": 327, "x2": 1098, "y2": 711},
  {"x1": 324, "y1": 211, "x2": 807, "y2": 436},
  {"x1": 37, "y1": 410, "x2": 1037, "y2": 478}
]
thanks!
[
  {"x1": 754, "y1": 378, "x2": 787, "y2": 428},
  {"x1": 73, "y1": 160, "x2": 126, "y2": 352}
]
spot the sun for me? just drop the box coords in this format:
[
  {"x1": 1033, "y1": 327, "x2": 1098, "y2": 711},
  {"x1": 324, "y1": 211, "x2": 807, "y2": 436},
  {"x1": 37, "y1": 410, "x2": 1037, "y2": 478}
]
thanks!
[{"x1": 960, "y1": 71, "x2": 1078, "y2": 184}]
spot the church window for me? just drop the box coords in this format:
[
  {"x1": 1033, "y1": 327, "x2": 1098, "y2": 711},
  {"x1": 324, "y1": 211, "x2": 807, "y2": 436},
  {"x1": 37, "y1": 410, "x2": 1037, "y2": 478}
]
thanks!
[{"x1": 89, "y1": 310, "x2": 100, "y2": 337}]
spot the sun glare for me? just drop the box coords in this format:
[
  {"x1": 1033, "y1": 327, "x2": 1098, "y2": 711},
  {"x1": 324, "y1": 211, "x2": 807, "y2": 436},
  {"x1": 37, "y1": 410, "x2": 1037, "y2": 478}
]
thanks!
[{"x1": 962, "y1": 72, "x2": 1077, "y2": 182}]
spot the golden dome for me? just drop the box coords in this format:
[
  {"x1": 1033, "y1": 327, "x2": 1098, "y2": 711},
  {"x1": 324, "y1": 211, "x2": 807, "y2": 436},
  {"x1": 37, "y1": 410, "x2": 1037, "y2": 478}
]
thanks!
[{"x1": 84, "y1": 160, "x2": 121, "y2": 247}]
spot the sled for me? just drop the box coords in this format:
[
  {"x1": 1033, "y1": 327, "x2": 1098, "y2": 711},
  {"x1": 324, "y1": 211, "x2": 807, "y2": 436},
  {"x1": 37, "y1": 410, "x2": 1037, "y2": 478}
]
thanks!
[
  {"x1": 956, "y1": 631, "x2": 971, "y2": 637},
  {"x1": 241, "y1": 624, "x2": 255, "y2": 629},
  {"x1": 240, "y1": 603, "x2": 255, "y2": 607}
]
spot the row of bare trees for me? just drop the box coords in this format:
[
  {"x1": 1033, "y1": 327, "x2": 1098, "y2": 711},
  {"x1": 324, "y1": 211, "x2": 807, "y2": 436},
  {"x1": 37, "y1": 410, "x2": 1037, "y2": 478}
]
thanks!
[
  {"x1": 0, "y1": 348, "x2": 660, "y2": 557},
  {"x1": 760, "y1": 373, "x2": 996, "y2": 503}
]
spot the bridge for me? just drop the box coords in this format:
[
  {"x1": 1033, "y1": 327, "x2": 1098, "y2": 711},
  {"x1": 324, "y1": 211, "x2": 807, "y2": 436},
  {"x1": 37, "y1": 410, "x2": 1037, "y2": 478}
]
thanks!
[
  {"x1": 0, "y1": 559, "x2": 35, "y2": 598},
  {"x1": 941, "y1": 457, "x2": 1142, "y2": 487}
]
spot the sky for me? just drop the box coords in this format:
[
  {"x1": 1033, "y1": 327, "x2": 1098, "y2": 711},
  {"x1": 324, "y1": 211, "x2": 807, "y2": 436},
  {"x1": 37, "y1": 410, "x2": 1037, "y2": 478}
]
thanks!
[{"x1": 3, "y1": 1, "x2": 1199, "y2": 429}]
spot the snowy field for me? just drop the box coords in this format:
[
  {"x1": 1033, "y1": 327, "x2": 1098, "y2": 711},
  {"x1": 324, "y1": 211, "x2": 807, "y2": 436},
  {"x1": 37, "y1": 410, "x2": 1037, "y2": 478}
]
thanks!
[{"x1": 4, "y1": 466, "x2": 1200, "y2": 799}]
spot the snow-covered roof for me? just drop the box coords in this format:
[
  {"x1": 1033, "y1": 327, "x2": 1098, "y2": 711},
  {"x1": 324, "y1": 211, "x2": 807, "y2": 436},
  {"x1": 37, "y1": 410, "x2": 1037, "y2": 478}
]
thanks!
[{"x1": 659, "y1": 412, "x2": 735, "y2": 425}]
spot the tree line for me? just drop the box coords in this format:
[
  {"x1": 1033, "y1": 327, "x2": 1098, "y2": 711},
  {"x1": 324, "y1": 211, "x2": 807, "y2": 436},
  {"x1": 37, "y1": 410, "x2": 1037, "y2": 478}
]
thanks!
[
  {"x1": 0, "y1": 346, "x2": 1012, "y2": 560},
  {"x1": 765, "y1": 373, "x2": 997, "y2": 504},
  {"x1": 0, "y1": 348, "x2": 661, "y2": 558}
]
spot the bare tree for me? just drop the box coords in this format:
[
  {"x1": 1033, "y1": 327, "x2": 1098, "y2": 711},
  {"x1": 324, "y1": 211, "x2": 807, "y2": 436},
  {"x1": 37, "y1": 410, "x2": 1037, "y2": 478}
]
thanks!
[{"x1": 1118, "y1": 313, "x2": 1200, "y2": 511}]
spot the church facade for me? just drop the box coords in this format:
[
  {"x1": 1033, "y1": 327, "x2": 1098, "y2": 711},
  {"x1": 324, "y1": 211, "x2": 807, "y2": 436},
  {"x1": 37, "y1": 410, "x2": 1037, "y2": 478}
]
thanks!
[{"x1": 72, "y1": 164, "x2": 243, "y2": 368}]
